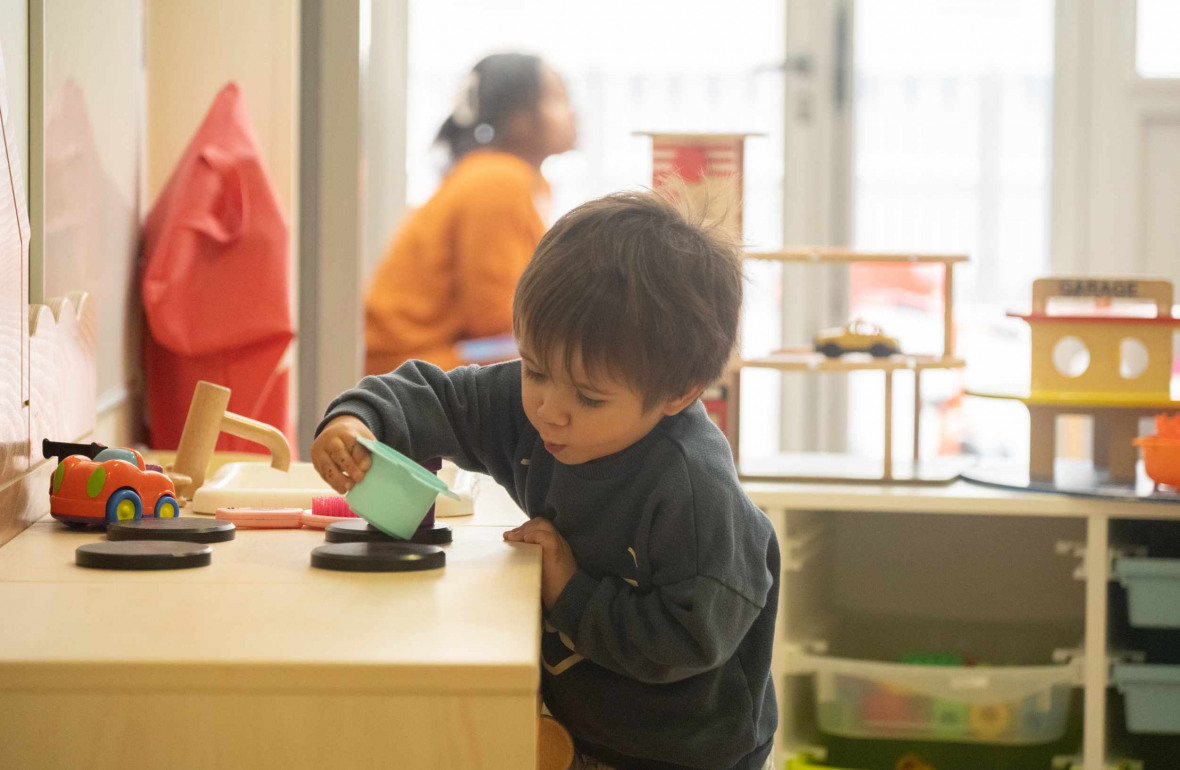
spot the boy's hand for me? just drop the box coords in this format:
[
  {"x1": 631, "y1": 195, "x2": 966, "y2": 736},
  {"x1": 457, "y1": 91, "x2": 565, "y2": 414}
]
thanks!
[
  {"x1": 312, "y1": 415, "x2": 375, "y2": 494},
  {"x1": 503, "y1": 518, "x2": 579, "y2": 610}
]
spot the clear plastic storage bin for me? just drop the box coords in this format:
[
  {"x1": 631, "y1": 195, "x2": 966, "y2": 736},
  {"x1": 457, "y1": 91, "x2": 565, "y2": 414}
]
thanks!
[
  {"x1": 803, "y1": 655, "x2": 1081, "y2": 745},
  {"x1": 1115, "y1": 558, "x2": 1180, "y2": 629}
]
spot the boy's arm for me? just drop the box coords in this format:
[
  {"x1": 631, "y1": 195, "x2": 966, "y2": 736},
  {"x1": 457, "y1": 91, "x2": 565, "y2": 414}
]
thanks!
[
  {"x1": 316, "y1": 359, "x2": 524, "y2": 478},
  {"x1": 546, "y1": 501, "x2": 775, "y2": 685}
]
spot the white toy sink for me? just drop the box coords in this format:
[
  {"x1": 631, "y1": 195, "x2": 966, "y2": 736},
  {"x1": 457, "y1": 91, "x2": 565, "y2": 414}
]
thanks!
[
  {"x1": 190, "y1": 461, "x2": 333, "y2": 514},
  {"x1": 189, "y1": 460, "x2": 475, "y2": 516},
  {"x1": 435, "y1": 463, "x2": 475, "y2": 518}
]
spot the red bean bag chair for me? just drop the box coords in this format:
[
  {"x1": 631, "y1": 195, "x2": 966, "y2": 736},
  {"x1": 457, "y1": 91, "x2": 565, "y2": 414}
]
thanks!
[{"x1": 141, "y1": 83, "x2": 295, "y2": 454}]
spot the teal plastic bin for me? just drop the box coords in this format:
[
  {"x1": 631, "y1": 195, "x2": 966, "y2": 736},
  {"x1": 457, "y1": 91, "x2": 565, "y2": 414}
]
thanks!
[
  {"x1": 1116, "y1": 557, "x2": 1180, "y2": 628},
  {"x1": 1112, "y1": 664, "x2": 1180, "y2": 734}
]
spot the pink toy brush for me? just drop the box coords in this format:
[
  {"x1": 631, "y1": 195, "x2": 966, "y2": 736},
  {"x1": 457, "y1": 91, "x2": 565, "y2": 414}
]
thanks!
[
  {"x1": 300, "y1": 496, "x2": 360, "y2": 529},
  {"x1": 215, "y1": 507, "x2": 304, "y2": 528}
]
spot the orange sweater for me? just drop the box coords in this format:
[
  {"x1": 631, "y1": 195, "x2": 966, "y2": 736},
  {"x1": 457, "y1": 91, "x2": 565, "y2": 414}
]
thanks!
[{"x1": 365, "y1": 151, "x2": 549, "y2": 375}]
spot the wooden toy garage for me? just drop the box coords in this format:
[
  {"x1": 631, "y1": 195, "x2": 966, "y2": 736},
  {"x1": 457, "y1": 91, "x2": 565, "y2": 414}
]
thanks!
[{"x1": 972, "y1": 276, "x2": 1180, "y2": 487}]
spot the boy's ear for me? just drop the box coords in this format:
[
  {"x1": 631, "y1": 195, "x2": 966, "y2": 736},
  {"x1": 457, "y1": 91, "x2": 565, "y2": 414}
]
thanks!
[{"x1": 660, "y1": 384, "x2": 708, "y2": 417}]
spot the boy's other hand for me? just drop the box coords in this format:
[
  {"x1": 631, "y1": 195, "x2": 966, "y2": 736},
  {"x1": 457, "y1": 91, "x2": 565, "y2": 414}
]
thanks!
[
  {"x1": 312, "y1": 415, "x2": 375, "y2": 494},
  {"x1": 503, "y1": 518, "x2": 579, "y2": 610}
]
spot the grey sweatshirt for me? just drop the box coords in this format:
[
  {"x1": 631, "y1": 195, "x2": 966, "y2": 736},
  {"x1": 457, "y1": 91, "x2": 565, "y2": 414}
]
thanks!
[{"x1": 318, "y1": 361, "x2": 779, "y2": 770}]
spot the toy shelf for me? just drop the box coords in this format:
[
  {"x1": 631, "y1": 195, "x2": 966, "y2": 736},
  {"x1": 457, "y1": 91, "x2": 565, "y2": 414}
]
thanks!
[
  {"x1": 1009, "y1": 313, "x2": 1180, "y2": 327},
  {"x1": 746, "y1": 249, "x2": 969, "y2": 265},
  {"x1": 734, "y1": 250, "x2": 967, "y2": 484},
  {"x1": 747, "y1": 482, "x2": 1180, "y2": 770},
  {"x1": 741, "y1": 351, "x2": 965, "y2": 373},
  {"x1": 967, "y1": 389, "x2": 1180, "y2": 410},
  {"x1": 740, "y1": 453, "x2": 968, "y2": 486}
]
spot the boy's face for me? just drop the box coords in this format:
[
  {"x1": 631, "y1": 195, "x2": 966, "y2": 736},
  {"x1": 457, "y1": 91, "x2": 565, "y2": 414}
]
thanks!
[{"x1": 519, "y1": 346, "x2": 693, "y2": 465}]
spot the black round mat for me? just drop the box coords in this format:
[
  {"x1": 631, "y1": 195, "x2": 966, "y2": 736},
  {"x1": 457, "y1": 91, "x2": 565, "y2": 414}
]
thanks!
[
  {"x1": 324, "y1": 519, "x2": 452, "y2": 545},
  {"x1": 323, "y1": 519, "x2": 394, "y2": 543},
  {"x1": 107, "y1": 517, "x2": 236, "y2": 543},
  {"x1": 310, "y1": 542, "x2": 445, "y2": 572},
  {"x1": 411, "y1": 523, "x2": 453, "y2": 545},
  {"x1": 76, "y1": 540, "x2": 213, "y2": 570}
]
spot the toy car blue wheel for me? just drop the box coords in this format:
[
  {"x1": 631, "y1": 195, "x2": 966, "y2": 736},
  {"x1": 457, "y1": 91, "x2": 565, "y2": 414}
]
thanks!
[
  {"x1": 869, "y1": 343, "x2": 897, "y2": 358},
  {"x1": 105, "y1": 488, "x2": 143, "y2": 524},
  {"x1": 154, "y1": 495, "x2": 180, "y2": 519}
]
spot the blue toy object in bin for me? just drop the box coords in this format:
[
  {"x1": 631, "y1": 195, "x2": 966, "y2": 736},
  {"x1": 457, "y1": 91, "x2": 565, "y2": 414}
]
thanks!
[{"x1": 346, "y1": 436, "x2": 460, "y2": 540}]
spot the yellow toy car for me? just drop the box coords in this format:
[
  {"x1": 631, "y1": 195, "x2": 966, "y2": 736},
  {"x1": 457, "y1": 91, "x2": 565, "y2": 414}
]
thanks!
[{"x1": 814, "y1": 320, "x2": 901, "y2": 358}]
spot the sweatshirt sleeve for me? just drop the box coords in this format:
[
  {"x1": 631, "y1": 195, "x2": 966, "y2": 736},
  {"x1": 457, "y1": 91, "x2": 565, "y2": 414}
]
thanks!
[
  {"x1": 315, "y1": 359, "x2": 524, "y2": 479},
  {"x1": 454, "y1": 176, "x2": 545, "y2": 340},
  {"x1": 546, "y1": 494, "x2": 773, "y2": 684},
  {"x1": 547, "y1": 571, "x2": 763, "y2": 684}
]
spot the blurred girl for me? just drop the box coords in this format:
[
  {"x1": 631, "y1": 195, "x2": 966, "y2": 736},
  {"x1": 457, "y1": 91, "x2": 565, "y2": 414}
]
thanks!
[{"x1": 364, "y1": 53, "x2": 577, "y2": 374}]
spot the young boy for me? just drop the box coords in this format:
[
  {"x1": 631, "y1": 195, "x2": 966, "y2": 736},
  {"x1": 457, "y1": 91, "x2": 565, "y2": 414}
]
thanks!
[{"x1": 312, "y1": 191, "x2": 779, "y2": 770}]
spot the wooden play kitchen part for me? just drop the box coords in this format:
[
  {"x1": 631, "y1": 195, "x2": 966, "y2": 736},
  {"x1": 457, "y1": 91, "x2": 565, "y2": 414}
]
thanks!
[
  {"x1": 737, "y1": 250, "x2": 967, "y2": 484},
  {"x1": 970, "y1": 276, "x2": 1180, "y2": 486},
  {"x1": 167, "y1": 380, "x2": 292, "y2": 501}
]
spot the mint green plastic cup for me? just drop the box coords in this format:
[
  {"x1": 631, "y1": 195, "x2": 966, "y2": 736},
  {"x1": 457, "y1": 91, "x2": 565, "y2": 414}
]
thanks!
[{"x1": 346, "y1": 436, "x2": 460, "y2": 539}]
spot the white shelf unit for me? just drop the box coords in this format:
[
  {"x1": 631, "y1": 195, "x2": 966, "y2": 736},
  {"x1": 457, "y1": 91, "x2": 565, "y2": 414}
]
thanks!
[{"x1": 746, "y1": 480, "x2": 1180, "y2": 770}]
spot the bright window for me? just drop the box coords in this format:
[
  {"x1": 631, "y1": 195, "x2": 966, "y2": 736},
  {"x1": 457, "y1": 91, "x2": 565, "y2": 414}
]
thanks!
[
  {"x1": 1137, "y1": 0, "x2": 1180, "y2": 79},
  {"x1": 849, "y1": 0, "x2": 1055, "y2": 463},
  {"x1": 408, "y1": 0, "x2": 787, "y2": 457}
]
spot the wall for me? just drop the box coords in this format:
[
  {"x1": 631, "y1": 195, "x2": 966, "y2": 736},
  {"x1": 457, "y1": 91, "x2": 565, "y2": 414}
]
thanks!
[
  {"x1": 35, "y1": 0, "x2": 143, "y2": 445},
  {"x1": 298, "y1": 0, "x2": 364, "y2": 458},
  {"x1": 362, "y1": 0, "x2": 408, "y2": 281},
  {"x1": 0, "y1": 0, "x2": 98, "y2": 547},
  {"x1": 144, "y1": 0, "x2": 299, "y2": 446},
  {"x1": 0, "y1": 0, "x2": 27, "y2": 198},
  {"x1": 0, "y1": 7, "x2": 32, "y2": 548},
  {"x1": 1053, "y1": 0, "x2": 1180, "y2": 282},
  {"x1": 144, "y1": 0, "x2": 298, "y2": 215},
  {"x1": 297, "y1": 0, "x2": 408, "y2": 458}
]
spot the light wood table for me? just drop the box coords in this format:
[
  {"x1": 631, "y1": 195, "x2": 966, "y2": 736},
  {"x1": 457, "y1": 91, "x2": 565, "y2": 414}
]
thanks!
[{"x1": 0, "y1": 490, "x2": 541, "y2": 769}]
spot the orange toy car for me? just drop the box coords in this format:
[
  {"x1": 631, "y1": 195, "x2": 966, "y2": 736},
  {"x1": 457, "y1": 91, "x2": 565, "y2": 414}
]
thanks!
[{"x1": 50, "y1": 447, "x2": 179, "y2": 527}]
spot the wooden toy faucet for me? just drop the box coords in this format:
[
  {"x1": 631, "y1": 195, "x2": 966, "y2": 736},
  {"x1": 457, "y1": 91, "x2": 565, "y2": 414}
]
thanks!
[{"x1": 166, "y1": 381, "x2": 292, "y2": 500}]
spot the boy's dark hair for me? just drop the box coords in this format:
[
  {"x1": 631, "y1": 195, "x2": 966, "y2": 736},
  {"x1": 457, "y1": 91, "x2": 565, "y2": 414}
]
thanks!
[
  {"x1": 513, "y1": 189, "x2": 743, "y2": 410},
  {"x1": 435, "y1": 53, "x2": 542, "y2": 163}
]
